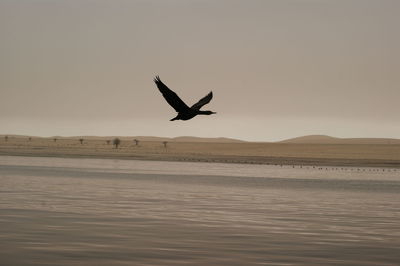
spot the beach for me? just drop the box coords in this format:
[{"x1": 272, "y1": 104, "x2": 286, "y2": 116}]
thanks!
[{"x1": 1, "y1": 136, "x2": 399, "y2": 168}]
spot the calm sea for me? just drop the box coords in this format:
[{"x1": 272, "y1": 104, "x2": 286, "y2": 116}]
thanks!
[{"x1": 0, "y1": 155, "x2": 399, "y2": 265}]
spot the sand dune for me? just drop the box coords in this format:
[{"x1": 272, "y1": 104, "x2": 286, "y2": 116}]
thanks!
[
  {"x1": 3, "y1": 134, "x2": 400, "y2": 144},
  {"x1": 0, "y1": 135, "x2": 244, "y2": 143},
  {"x1": 280, "y1": 135, "x2": 400, "y2": 144}
]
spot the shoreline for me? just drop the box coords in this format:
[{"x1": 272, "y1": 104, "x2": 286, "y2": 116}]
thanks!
[
  {"x1": 1, "y1": 151, "x2": 399, "y2": 169},
  {"x1": 1, "y1": 138, "x2": 399, "y2": 169}
]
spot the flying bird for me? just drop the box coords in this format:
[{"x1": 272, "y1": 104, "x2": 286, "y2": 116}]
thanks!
[{"x1": 154, "y1": 76, "x2": 216, "y2": 121}]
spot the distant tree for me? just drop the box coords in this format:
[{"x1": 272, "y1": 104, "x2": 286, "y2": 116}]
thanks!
[
  {"x1": 28, "y1": 137, "x2": 32, "y2": 142},
  {"x1": 79, "y1": 138, "x2": 84, "y2": 145},
  {"x1": 113, "y1": 138, "x2": 121, "y2": 149},
  {"x1": 106, "y1": 140, "x2": 111, "y2": 145},
  {"x1": 163, "y1": 141, "x2": 168, "y2": 148},
  {"x1": 134, "y1": 139, "x2": 139, "y2": 146},
  {"x1": 53, "y1": 138, "x2": 57, "y2": 142},
  {"x1": 5, "y1": 135, "x2": 8, "y2": 142}
]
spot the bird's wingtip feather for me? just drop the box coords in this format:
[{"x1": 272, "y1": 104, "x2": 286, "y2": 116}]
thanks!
[{"x1": 153, "y1": 75, "x2": 161, "y2": 84}]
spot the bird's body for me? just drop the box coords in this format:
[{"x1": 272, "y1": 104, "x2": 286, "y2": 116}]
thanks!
[{"x1": 154, "y1": 76, "x2": 216, "y2": 121}]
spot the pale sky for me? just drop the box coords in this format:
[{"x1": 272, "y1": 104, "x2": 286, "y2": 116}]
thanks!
[{"x1": 1, "y1": 0, "x2": 399, "y2": 141}]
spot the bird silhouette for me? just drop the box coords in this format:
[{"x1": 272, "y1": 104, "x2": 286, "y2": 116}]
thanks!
[{"x1": 154, "y1": 76, "x2": 216, "y2": 121}]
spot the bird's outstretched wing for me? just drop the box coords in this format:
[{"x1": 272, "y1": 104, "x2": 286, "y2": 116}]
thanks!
[
  {"x1": 191, "y1": 91, "x2": 213, "y2": 110},
  {"x1": 154, "y1": 76, "x2": 190, "y2": 112}
]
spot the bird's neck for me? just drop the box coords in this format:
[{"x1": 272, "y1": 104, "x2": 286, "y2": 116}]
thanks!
[{"x1": 198, "y1": 110, "x2": 215, "y2": 115}]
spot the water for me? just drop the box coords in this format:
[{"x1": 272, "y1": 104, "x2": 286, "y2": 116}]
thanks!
[{"x1": 0, "y1": 156, "x2": 399, "y2": 265}]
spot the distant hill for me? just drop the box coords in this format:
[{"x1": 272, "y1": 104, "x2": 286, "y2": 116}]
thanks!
[
  {"x1": 280, "y1": 135, "x2": 400, "y2": 144},
  {"x1": 0, "y1": 134, "x2": 245, "y2": 143},
  {"x1": 172, "y1": 136, "x2": 245, "y2": 143},
  {"x1": 96, "y1": 136, "x2": 245, "y2": 143},
  {"x1": 2, "y1": 134, "x2": 399, "y2": 144},
  {"x1": 130, "y1": 136, "x2": 245, "y2": 143}
]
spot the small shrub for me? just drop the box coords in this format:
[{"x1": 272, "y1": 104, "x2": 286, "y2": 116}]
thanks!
[{"x1": 113, "y1": 138, "x2": 121, "y2": 149}]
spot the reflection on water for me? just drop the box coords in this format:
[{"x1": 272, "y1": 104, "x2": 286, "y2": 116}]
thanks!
[{"x1": 0, "y1": 156, "x2": 399, "y2": 265}]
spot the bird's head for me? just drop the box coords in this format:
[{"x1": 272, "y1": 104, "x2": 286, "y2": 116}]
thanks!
[{"x1": 203, "y1": 111, "x2": 216, "y2": 115}]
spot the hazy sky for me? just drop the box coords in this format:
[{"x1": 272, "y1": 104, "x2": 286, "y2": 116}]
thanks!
[{"x1": 1, "y1": 0, "x2": 399, "y2": 141}]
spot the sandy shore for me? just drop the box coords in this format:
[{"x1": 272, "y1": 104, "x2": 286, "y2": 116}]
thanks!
[{"x1": 1, "y1": 137, "x2": 399, "y2": 168}]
